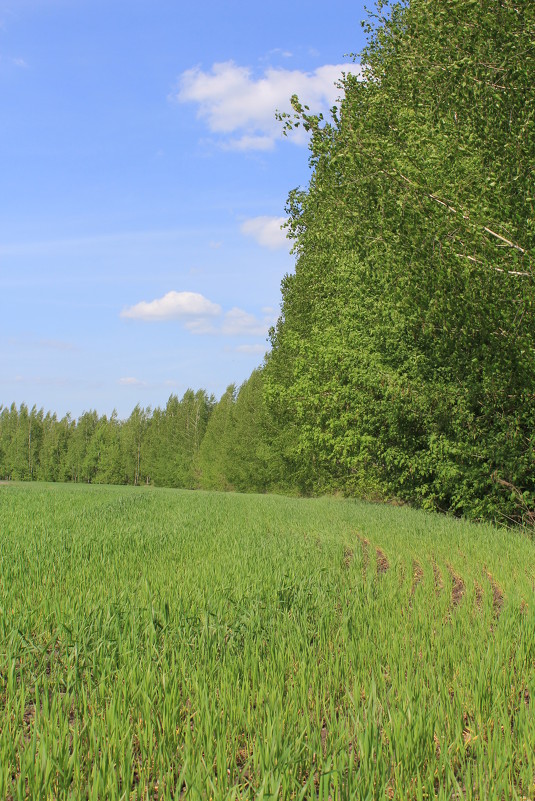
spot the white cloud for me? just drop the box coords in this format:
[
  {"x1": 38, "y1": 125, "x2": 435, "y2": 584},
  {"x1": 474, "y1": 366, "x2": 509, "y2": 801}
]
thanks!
[
  {"x1": 121, "y1": 291, "x2": 276, "y2": 339},
  {"x1": 223, "y1": 134, "x2": 275, "y2": 152},
  {"x1": 175, "y1": 60, "x2": 361, "y2": 150},
  {"x1": 121, "y1": 291, "x2": 221, "y2": 322},
  {"x1": 241, "y1": 216, "x2": 288, "y2": 249}
]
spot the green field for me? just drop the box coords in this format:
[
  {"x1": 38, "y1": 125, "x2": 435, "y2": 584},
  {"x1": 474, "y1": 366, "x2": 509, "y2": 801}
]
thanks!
[{"x1": 0, "y1": 484, "x2": 534, "y2": 800}]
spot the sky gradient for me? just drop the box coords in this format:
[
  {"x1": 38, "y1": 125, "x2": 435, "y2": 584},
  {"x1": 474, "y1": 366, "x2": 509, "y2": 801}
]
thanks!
[{"x1": 1, "y1": 0, "x2": 367, "y2": 417}]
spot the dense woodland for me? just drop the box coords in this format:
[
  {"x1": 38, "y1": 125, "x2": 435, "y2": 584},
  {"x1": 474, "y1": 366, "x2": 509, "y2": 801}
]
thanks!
[
  {"x1": 2, "y1": 0, "x2": 534, "y2": 525},
  {"x1": 0, "y1": 375, "x2": 273, "y2": 493}
]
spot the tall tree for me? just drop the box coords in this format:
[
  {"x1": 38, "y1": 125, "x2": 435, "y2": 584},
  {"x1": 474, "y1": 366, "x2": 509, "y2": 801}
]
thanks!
[
  {"x1": 38, "y1": 412, "x2": 71, "y2": 482},
  {"x1": 92, "y1": 412, "x2": 124, "y2": 485},
  {"x1": 121, "y1": 404, "x2": 149, "y2": 485},
  {"x1": 4, "y1": 404, "x2": 43, "y2": 481},
  {"x1": 0, "y1": 404, "x2": 19, "y2": 480},
  {"x1": 177, "y1": 389, "x2": 213, "y2": 488},
  {"x1": 224, "y1": 370, "x2": 273, "y2": 493},
  {"x1": 64, "y1": 410, "x2": 99, "y2": 483},
  {"x1": 197, "y1": 385, "x2": 237, "y2": 490},
  {"x1": 266, "y1": 0, "x2": 535, "y2": 521}
]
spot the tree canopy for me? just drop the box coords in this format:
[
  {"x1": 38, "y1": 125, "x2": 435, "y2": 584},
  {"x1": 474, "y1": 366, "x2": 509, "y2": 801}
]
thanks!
[{"x1": 265, "y1": 0, "x2": 535, "y2": 522}]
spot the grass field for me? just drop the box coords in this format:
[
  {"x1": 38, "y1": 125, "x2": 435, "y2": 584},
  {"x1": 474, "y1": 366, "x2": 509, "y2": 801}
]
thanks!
[{"x1": 0, "y1": 483, "x2": 534, "y2": 800}]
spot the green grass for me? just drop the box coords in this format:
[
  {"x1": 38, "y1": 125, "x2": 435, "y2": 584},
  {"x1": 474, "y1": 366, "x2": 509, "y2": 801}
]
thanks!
[{"x1": 0, "y1": 483, "x2": 534, "y2": 800}]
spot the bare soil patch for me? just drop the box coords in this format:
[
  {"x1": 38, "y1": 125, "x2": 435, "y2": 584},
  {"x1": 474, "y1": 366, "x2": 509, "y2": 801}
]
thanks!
[
  {"x1": 342, "y1": 546, "x2": 354, "y2": 569},
  {"x1": 376, "y1": 547, "x2": 389, "y2": 575},
  {"x1": 411, "y1": 560, "x2": 424, "y2": 596},
  {"x1": 474, "y1": 581, "x2": 484, "y2": 611},
  {"x1": 432, "y1": 560, "x2": 444, "y2": 596},
  {"x1": 485, "y1": 571, "x2": 504, "y2": 618},
  {"x1": 357, "y1": 535, "x2": 369, "y2": 578},
  {"x1": 447, "y1": 565, "x2": 465, "y2": 607}
]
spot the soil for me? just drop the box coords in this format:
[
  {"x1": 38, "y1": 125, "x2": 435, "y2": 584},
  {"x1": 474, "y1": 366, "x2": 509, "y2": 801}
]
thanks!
[
  {"x1": 447, "y1": 565, "x2": 465, "y2": 607},
  {"x1": 486, "y1": 571, "x2": 504, "y2": 618},
  {"x1": 411, "y1": 560, "x2": 424, "y2": 595},
  {"x1": 432, "y1": 560, "x2": 444, "y2": 596},
  {"x1": 357, "y1": 535, "x2": 370, "y2": 577},
  {"x1": 376, "y1": 547, "x2": 390, "y2": 575}
]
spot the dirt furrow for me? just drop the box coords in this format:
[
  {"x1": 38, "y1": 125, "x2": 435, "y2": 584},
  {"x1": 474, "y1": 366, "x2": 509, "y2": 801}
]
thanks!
[
  {"x1": 447, "y1": 565, "x2": 465, "y2": 607},
  {"x1": 357, "y1": 536, "x2": 369, "y2": 579},
  {"x1": 342, "y1": 546, "x2": 354, "y2": 569},
  {"x1": 411, "y1": 560, "x2": 424, "y2": 596},
  {"x1": 474, "y1": 581, "x2": 484, "y2": 611},
  {"x1": 485, "y1": 571, "x2": 504, "y2": 618},
  {"x1": 432, "y1": 560, "x2": 444, "y2": 596},
  {"x1": 376, "y1": 547, "x2": 389, "y2": 576}
]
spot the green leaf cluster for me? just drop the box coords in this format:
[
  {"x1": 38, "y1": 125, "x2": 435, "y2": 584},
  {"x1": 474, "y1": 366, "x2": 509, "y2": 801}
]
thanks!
[
  {"x1": 0, "y1": 377, "x2": 278, "y2": 494},
  {"x1": 265, "y1": 0, "x2": 535, "y2": 522}
]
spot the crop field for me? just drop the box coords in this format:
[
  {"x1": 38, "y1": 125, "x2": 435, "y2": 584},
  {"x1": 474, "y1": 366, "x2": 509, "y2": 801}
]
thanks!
[{"x1": 0, "y1": 484, "x2": 534, "y2": 800}]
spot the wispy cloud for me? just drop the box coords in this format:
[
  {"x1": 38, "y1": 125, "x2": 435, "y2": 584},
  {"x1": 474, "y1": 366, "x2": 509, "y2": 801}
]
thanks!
[
  {"x1": 267, "y1": 48, "x2": 293, "y2": 59},
  {"x1": 0, "y1": 228, "x2": 208, "y2": 258},
  {"x1": 183, "y1": 317, "x2": 218, "y2": 335},
  {"x1": 241, "y1": 216, "x2": 288, "y2": 249},
  {"x1": 174, "y1": 60, "x2": 361, "y2": 150},
  {"x1": 118, "y1": 377, "x2": 147, "y2": 387},
  {"x1": 0, "y1": 374, "x2": 98, "y2": 389},
  {"x1": 222, "y1": 307, "x2": 271, "y2": 337},
  {"x1": 39, "y1": 337, "x2": 75, "y2": 351},
  {"x1": 0, "y1": 53, "x2": 28, "y2": 70},
  {"x1": 223, "y1": 134, "x2": 275, "y2": 152},
  {"x1": 235, "y1": 343, "x2": 268, "y2": 354},
  {"x1": 7, "y1": 336, "x2": 76, "y2": 352},
  {"x1": 118, "y1": 377, "x2": 186, "y2": 392}
]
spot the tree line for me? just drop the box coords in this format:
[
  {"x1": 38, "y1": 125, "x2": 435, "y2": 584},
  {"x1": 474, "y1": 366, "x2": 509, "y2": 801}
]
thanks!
[
  {"x1": 0, "y1": 373, "x2": 278, "y2": 492},
  {"x1": 263, "y1": 0, "x2": 535, "y2": 524},
  {"x1": 2, "y1": 0, "x2": 534, "y2": 525}
]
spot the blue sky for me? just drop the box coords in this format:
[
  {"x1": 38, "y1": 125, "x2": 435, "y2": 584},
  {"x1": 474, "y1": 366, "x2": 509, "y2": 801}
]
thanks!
[{"x1": 1, "y1": 0, "x2": 367, "y2": 418}]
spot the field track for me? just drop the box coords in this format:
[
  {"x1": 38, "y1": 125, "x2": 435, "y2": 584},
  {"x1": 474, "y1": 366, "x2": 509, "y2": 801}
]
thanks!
[{"x1": 0, "y1": 483, "x2": 534, "y2": 799}]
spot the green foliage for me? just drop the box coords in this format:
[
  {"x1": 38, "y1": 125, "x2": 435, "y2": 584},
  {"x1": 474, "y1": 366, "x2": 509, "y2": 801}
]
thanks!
[
  {"x1": 0, "y1": 403, "x2": 44, "y2": 481},
  {"x1": 220, "y1": 370, "x2": 273, "y2": 493},
  {"x1": 265, "y1": 0, "x2": 535, "y2": 522},
  {"x1": 121, "y1": 404, "x2": 149, "y2": 486},
  {"x1": 37, "y1": 413, "x2": 72, "y2": 482},
  {"x1": 144, "y1": 390, "x2": 213, "y2": 488},
  {"x1": 196, "y1": 371, "x2": 282, "y2": 493},
  {"x1": 197, "y1": 384, "x2": 237, "y2": 490},
  {"x1": 0, "y1": 390, "x2": 230, "y2": 491},
  {"x1": 0, "y1": 483, "x2": 533, "y2": 798}
]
